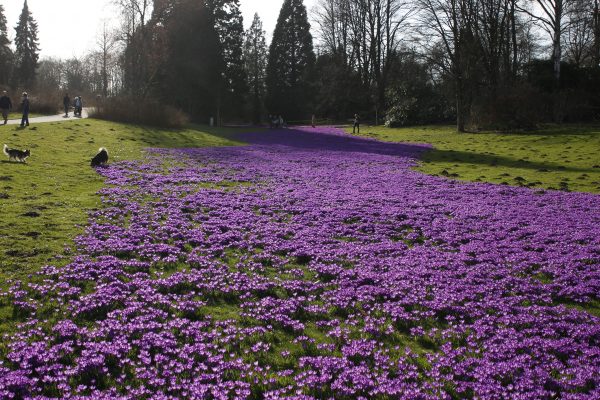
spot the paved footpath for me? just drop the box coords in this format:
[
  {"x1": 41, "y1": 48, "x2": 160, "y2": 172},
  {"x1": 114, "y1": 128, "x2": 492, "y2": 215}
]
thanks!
[{"x1": 4, "y1": 109, "x2": 89, "y2": 125}]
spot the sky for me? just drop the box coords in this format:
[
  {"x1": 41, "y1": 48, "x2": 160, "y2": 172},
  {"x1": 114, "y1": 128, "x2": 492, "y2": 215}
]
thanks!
[{"x1": 1, "y1": 0, "x2": 317, "y2": 59}]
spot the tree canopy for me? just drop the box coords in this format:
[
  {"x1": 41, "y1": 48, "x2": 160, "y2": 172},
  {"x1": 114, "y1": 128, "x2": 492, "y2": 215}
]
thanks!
[
  {"x1": 266, "y1": 0, "x2": 316, "y2": 121},
  {"x1": 13, "y1": 0, "x2": 39, "y2": 88}
]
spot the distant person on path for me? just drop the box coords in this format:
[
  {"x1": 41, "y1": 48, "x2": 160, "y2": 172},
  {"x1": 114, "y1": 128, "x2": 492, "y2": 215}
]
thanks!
[
  {"x1": 353, "y1": 113, "x2": 360, "y2": 134},
  {"x1": 0, "y1": 91, "x2": 12, "y2": 125},
  {"x1": 278, "y1": 115, "x2": 285, "y2": 128},
  {"x1": 74, "y1": 96, "x2": 82, "y2": 117},
  {"x1": 63, "y1": 93, "x2": 71, "y2": 117},
  {"x1": 312, "y1": 114, "x2": 316, "y2": 128},
  {"x1": 20, "y1": 92, "x2": 30, "y2": 128}
]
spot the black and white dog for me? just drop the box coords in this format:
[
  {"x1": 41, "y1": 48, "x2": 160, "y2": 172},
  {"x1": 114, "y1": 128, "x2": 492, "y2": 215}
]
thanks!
[
  {"x1": 91, "y1": 147, "x2": 109, "y2": 167},
  {"x1": 3, "y1": 144, "x2": 31, "y2": 163}
]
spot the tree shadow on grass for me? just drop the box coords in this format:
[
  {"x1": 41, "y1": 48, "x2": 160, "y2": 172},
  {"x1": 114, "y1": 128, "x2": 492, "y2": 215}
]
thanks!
[
  {"x1": 124, "y1": 124, "x2": 250, "y2": 149},
  {"x1": 424, "y1": 149, "x2": 598, "y2": 174},
  {"x1": 237, "y1": 128, "x2": 432, "y2": 159}
]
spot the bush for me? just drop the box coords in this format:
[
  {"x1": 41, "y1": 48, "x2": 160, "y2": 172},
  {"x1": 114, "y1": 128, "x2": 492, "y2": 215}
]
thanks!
[
  {"x1": 90, "y1": 97, "x2": 189, "y2": 129},
  {"x1": 468, "y1": 84, "x2": 545, "y2": 131},
  {"x1": 0, "y1": 89, "x2": 60, "y2": 115},
  {"x1": 385, "y1": 84, "x2": 452, "y2": 128},
  {"x1": 28, "y1": 92, "x2": 61, "y2": 115}
]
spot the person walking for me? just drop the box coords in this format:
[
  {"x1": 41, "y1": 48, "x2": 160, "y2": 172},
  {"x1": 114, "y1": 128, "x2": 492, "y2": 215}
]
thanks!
[
  {"x1": 311, "y1": 114, "x2": 316, "y2": 128},
  {"x1": 353, "y1": 113, "x2": 360, "y2": 134},
  {"x1": 20, "y1": 92, "x2": 30, "y2": 128},
  {"x1": 0, "y1": 91, "x2": 12, "y2": 125},
  {"x1": 74, "y1": 96, "x2": 82, "y2": 117},
  {"x1": 63, "y1": 93, "x2": 71, "y2": 117}
]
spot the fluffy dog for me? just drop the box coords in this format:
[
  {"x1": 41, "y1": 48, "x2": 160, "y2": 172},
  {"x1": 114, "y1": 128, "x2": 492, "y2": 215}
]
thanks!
[
  {"x1": 91, "y1": 147, "x2": 109, "y2": 167},
  {"x1": 3, "y1": 144, "x2": 31, "y2": 163}
]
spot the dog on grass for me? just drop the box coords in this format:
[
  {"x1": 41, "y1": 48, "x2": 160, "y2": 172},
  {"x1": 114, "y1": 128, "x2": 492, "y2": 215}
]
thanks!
[
  {"x1": 91, "y1": 148, "x2": 109, "y2": 167},
  {"x1": 3, "y1": 144, "x2": 31, "y2": 163}
]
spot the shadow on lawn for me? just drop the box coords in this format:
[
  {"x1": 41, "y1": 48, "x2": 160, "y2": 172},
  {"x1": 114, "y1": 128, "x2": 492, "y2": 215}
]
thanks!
[
  {"x1": 425, "y1": 149, "x2": 597, "y2": 174},
  {"x1": 238, "y1": 128, "x2": 431, "y2": 159},
  {"x1": 121, "y1": 124, "x2": 251, "y2": 149}
]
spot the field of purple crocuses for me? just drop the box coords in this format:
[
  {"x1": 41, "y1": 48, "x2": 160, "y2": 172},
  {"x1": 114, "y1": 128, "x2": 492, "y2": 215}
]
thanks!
[{"x1": 1, "y1": 127, "x2": 599, "y2": 399}]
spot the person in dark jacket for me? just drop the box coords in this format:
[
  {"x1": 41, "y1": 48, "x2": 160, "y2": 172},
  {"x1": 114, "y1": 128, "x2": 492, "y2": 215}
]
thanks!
[
  {"x1": 353, "y1": 113, "x2": 360, "y2": 134},
  {"x1": 0, "y1": 91, "x2": 12, "y2": 125},
  {"x1": 20, "y1": 92, "x2": 30, "y2": 128},
  {"x1": 63, "y1": 93, "x2": 71, "y2": 117}
]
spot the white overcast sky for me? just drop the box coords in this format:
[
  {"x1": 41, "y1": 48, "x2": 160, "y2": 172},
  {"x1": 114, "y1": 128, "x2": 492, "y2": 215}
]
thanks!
[{"x1": 1, "y1": 0, "x2": 318, "y2": 59}]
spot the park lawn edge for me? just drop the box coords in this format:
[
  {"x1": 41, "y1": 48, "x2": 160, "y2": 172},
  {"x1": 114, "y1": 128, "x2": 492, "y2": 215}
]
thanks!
[{"x1": 345, "y1": 124, "x2": 600, "y2": 194}]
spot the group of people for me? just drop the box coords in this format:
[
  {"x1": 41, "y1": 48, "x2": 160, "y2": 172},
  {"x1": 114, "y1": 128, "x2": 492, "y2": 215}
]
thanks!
[
  {"x1": 63, "y1": 94, "x2": 84, "y2": 118},
  {"x1": 0, "y1": 91, "x2": 86, "y2": 128},
  {"x1": 266, "y1": 113, "x2": 360, "y2": 132},
  {"x1": 0, "y1": 91, "x2": 30, "y2": 127},
  {"x1": 269, "y1": 115, "x2": 286, "y2": 129}
]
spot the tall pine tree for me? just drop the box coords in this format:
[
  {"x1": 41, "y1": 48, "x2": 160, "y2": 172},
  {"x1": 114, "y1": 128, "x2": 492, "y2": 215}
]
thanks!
[
  {"x1": 243, "y1": 13, "x2": 268, "y2": 124},
  {"x1": 14, "y1": 0, "x2": 39, "y2": 88},
  {"x1": 0, "y1": 5, "x2": 13, "y2": 86},
  {"x1": 266, "y1": 0, "x2": 315, "y2": 121},
  {"x1": 206, "y1": 0, "x2": 247, "y2": 121},
  {"x1": 161, "y1": 0, "x2": 222, "y2": 119}
]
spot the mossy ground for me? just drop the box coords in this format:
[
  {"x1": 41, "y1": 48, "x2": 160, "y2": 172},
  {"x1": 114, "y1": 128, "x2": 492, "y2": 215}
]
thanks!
[{"x1": 350, "y1": 124, "x2": 600, "y2": 194}]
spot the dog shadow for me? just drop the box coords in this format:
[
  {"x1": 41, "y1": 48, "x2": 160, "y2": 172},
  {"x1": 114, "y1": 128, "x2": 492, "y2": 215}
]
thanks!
[{"x1": 1, "y1": 160, "x2": 31, "y2": 166}]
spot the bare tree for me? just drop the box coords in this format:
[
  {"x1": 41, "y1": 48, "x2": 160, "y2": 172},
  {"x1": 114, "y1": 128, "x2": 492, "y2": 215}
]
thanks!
[
  {"x1": 416, "y1": 0, "x2": 480, "y2": 131},
  {"x1": 517, "y1": 0, "x2": 577, "y2": 86},
  {"x1": 112, "y1": 0, "x2": 153, "y2": 95},
  {"x1": 564, "y1": 0, "x2": 593, "y2": 66},
  {"x1": 97, "y1": 22, "x2": 119, "y2": 97},
  {"x1": 36, "y1": 58, "x2": 64, "y2": 92},
  {"x1": 314, "y1": 0, "x2": 414, "y2": 120},
  {"x1": 594, "y1": 0, "x2": 600, "y2": 67}
]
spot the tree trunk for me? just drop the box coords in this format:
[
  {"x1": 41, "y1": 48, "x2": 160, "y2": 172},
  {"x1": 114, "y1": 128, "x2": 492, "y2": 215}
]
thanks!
[
  {"x1": 456, "y1": 77, "x2": 466, "y2": 132},
  {"x1": 553, "y1": 34, "x2": 561, "y2": 88},
  {"x1": 511, "y1": 0, "x2": 519, "y2": 79},
  {"x1": 595, "y1": 0, "x2": 600, "y2": 68},
  {"x1": 552, "y1": 1, "x2": 563, "y2": 123}
]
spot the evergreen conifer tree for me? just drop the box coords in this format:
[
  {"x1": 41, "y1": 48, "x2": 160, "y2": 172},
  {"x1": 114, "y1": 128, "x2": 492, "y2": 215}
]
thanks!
[
  {"x1": 206, "y1": 0, "x2": 247, "y2": 120},
  {"x1": 243, "y1": 13, "x2": 268, "y2": 124},
  {"x1": 14, "y1": 0, "x2": 40, "y2": 88},
  {"x1": 163, "y1": 0, "x2": 221, "y2": 119},
  {"x1": 266, "y1": 0, "x2": 315, "y2": 121},
  {"x1": 0, "y1": 5, "x2": 13, "y2": 86}
]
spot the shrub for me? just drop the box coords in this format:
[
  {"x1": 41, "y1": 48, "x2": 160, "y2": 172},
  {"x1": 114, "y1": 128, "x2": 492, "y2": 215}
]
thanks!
[
  {"x1": 468, "y1": 84, "x2": 545, "y2": 131},
  {"x1": 0, "y1": 89, "x2": 60, "y2": 115},
  {"x1": 28, "y1": 92, "x2": 61, "y2": 115},
  {"x1": 90, "y1": 97, "x2": 189, "y2": 129},
  {"x1": 385, "y1": 84, "x2": 452, "y2": 128}
]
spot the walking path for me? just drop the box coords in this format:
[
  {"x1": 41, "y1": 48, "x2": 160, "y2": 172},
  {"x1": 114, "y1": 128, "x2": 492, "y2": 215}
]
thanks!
[{"x1": 4, "y1": 109, "x2": 89, "y2": 125}]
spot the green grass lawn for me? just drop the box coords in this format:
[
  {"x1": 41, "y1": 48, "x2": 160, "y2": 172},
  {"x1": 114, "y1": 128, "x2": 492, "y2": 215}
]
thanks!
[
  {"x1": 0, "y1": 120, "x2": 244, "y2": 301},
  {"x1": 350, "y1": 124, "x2": 600, "y2": 194}
]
